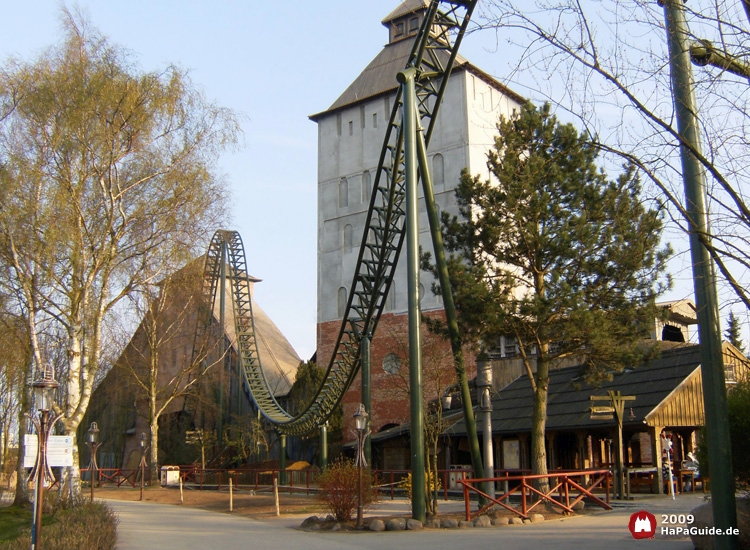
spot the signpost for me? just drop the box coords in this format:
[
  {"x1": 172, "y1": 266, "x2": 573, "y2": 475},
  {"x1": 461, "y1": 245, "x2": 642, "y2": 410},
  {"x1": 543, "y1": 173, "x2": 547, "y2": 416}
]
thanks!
[{"x1": 590, "y1": 391, "x2": 635, "y2": 499}]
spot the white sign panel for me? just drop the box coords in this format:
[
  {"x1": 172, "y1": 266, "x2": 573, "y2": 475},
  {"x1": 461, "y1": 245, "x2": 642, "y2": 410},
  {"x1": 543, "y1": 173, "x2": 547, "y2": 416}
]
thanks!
[{"x1": 23, "y1": 435, "x2": 74, "y2": 468}]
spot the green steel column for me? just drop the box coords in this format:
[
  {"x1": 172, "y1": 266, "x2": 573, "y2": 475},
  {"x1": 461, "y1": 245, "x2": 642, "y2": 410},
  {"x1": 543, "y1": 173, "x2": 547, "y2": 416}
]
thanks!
[
  {"x1": 320, "y1": 424, "x2": 328, "y2": 471},
  {"x1": 661, "y1": 1, "x2": 737, "y2": 547},
  {"x1": 416, "y1": 126, "x2": 485, "y2": 487},
  {"x1": 279, "y1": 434, "x2": 287, "y2": 486},
  {"x1": 218, "y1": 245, "x2": 226, "y2": 446},
  {"x1": 361, "y1": 334, "x2": 372, "y2": 465},
  {"x1": 398, "y1": 66, "x2": 426, "y2": 523}
]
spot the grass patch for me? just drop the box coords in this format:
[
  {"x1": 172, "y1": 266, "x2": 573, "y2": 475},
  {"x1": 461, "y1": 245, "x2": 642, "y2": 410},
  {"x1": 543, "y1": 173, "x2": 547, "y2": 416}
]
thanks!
[{"x1": 0, "y1": 502, "x2": 116, "y2": 549}]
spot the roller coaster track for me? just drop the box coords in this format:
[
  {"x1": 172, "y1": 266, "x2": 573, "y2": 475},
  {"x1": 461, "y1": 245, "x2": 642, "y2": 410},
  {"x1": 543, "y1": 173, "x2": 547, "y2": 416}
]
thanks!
[{"x1": 201, "y1": 1, "x2": 477, "y2": 436}]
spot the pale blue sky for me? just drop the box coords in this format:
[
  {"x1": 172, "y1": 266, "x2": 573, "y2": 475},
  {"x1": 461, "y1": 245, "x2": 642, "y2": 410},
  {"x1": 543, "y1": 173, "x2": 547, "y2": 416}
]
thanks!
[{"x1": 1, "y1": 1, "x2": 706, "y2": 360}]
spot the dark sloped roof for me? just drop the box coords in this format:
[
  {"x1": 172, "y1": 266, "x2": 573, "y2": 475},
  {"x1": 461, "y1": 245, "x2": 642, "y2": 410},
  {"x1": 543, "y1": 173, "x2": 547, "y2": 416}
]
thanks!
[
  {"x1": 310, "y1": 36, "x2": 524, "y2": 121},
  {"x1": 382, "y1": 0, "x2": 430, "y2": 24},
  {"x1": 445, "y1": 344, "x2": 703, "y2": 436}
]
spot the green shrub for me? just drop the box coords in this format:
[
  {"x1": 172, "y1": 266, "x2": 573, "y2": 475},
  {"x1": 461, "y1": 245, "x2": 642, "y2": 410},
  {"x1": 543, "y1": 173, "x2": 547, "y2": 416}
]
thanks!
[
  {"x1": 397, "y1": 472, "x2": 443, "y2": 502},
  {"x1": 1, "y1": 501, "x2": 118, "y2": 550},
  {"x1": 316, "y1": 458, "x2": 374, "y2": 522}
]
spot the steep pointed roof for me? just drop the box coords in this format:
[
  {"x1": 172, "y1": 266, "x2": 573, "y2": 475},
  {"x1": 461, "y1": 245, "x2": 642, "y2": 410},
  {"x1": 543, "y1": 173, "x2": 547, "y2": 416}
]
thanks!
[{"x1": 309, "y1": 4, "x2": 524, "y2": 121}]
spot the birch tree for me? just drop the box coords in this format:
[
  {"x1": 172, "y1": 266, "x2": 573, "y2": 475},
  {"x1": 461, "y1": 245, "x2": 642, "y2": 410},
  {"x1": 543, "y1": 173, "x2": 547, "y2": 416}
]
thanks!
[{"x1": 0, "y1": 11, "x2": 238, "y2": 497}]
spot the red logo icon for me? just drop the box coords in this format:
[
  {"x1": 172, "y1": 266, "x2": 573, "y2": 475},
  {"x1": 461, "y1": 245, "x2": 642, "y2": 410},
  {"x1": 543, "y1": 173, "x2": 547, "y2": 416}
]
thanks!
[{"x1": 629, "y1": 510, "x2": 657, "y2": 539}]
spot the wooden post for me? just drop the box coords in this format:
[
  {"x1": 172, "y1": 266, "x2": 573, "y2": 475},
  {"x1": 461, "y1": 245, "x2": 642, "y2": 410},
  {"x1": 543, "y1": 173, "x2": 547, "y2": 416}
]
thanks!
[
  {"x1": 229, "y1": 474, "x2": 233, "y2": 512},
  {"x1": 273, "y1": 474, "x2": 280, "y2": 517}
]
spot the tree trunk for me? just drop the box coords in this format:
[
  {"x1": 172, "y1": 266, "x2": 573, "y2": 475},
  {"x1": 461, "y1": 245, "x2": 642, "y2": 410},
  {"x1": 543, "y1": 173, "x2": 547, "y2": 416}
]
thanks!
[
  {"x1": 150, "y1": 418, "x2": 159, "y2": 482},
  {"x1": 13, "y1": 408, "x2": 29, "y2": 506},
  {"x1": 531, "y1": 358, "x2": 550, "y2": 494}
]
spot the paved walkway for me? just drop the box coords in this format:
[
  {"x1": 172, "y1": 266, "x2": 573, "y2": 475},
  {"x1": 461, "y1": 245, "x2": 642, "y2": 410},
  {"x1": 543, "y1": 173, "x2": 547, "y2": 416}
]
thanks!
[{"x1": 107, "y1": 493, "x2": 705, "y2": 550}]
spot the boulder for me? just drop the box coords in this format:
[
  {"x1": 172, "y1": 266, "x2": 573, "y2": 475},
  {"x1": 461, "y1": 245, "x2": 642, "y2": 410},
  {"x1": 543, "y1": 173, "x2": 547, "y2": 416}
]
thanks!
[
  {"x1": 369, "y1": 519, "x2": 386, "y2": 532},
  {"x1": 300, "y1": 516, "x2": 320, "y2": 529},
  {"x1": 406, "y1": 518, "x2": 424, "y2": 530},
  {"x1": 492, "y1": 517, "x2": 510, "y2": 526},
  {"x1": 425, "y1": 519, "x2": 441, "y2": 529},
  {"x1": 474, "y1": 516, "x2": 492, "y2": 528},
  {"x1": 510, "y1": 517, "x2": 525, "y2": 525},
  {"x1": 441, "y1": 518, "x2": 458, "y2": 529},
  {"x1": 386, "y1": 518, "x2": 407, "y2": 531},
  {"x1": 531, "y1": 513, "x2": 545, "y2": 523},
  {"x1": 458, "y1": 520, "x2": 474, "y2": 528}
]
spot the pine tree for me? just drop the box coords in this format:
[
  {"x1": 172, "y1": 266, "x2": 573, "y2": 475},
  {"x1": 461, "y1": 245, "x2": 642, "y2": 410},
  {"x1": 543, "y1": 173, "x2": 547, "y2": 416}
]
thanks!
[
  {"x1": 435, "y1": 102, "x2": 671, "y2": 489},
  {"x1": 725, "y1": 311, "x2": 745, "y2": 353}
]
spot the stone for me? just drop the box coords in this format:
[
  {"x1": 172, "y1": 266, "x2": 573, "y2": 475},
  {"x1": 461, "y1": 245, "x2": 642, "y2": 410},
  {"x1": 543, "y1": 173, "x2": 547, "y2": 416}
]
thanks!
[
  {"x1": 689, "y1": 498, "x2": 750, "y2": 550},
  {"x1": 571, "y1": 500, "x2": 585, "y2": 512},
  {"x1": 406, "y1": 518, "x2": 423, "y2": 530},
  {"x1": 441, "y1": 518, "x2": 458, "y2": 529},
  {"x1": 473, "y1": 516, "x2": 492, "y2": 528},
  {"x1": 510, "y1": 517, "x2": 525, "y2": 525},
  {"x1": 330, "y1": 523, "x2": 342, "y2": 532},
  {"x1": 531, "y1": 513, "x2": 545, "y2": 523},
  {"x1": 369, "y1": 519, "x2": 386, "y2": 532},
  {"x1": 326, "y1": 514, "x2": 335, "y2": 522},
  {"x1": 492, "y1": 517, "x2": 510, "y2": 526},
  {"x1": 386, "y1": 518, "x2": 407, "y2": 531},
  {"x1": 458, "y1": 520, "x2": 474, "y2": 528},
  {"x1": 425, "y1": 519, "x2": 441, "y2": 529},
  {"x1": 300, "y1": 516, "x2": 320, "y2": 529}
]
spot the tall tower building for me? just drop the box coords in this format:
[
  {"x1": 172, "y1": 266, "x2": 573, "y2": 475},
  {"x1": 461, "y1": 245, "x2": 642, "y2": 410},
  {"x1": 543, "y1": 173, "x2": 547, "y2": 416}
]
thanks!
[{"x1": 310, "y1": 0, "x2": 524, "y2": 458}]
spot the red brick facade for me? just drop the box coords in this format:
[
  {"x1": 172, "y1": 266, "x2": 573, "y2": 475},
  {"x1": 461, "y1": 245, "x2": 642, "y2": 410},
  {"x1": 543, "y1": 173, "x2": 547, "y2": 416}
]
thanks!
[{"x1": 317, "y1": 310, "x2": 477, "y2": 439}]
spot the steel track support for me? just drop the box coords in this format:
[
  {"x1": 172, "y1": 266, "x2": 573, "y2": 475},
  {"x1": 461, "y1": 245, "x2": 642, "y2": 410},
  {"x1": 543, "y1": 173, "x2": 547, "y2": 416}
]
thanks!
[
  {"x1": 661, "y1": 2, "x2": 737, "y2": 547},
  {"x1": 218, "y1": 243, "x2": 227, "y2": 446},
  {"x1": 399, "y1": 66, "x2": 426, "y2": 523},
  {"x1": 416, "y1": 119, "x2": 485, "y2": 496},
  {"x1": 361, "y1": 334, "x2": 372, "y2": 465}
]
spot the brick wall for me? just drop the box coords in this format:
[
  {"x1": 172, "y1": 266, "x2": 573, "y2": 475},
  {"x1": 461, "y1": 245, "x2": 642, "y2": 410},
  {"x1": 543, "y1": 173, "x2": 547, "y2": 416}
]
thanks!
[{"x1": 317, "y1": 310, "x2": 477, "y2": 439}]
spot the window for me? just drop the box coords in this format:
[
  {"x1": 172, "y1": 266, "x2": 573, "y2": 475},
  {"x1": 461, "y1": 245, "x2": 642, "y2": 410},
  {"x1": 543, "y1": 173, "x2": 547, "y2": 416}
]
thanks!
[
  {"x1": 336, "y1": 113, "x2": 342, "y2": 136},
  {"x1": 360, "y1": 106, "x2": 366, "y2": 129},
  {"x1": 362, "y1": 170, "x2": 371, "y2": 203},
  {"x1": 395, "y1": 22, "x2": 405, "y2": 38},
  {"x1": 383, "y1": 353, "x2": 401, "y2": 375},
  {"x1": 432, "y1": 153, "x2": 444, "y2": 186},
  {"x1": 343, "y1": 224, "x2": 353, "y2": 253},
  {"x1": 348, "y1": 120, "x2": 353, "y2": 136},
  {"x1": 338, "y1": 287, "x2": 348, "y2": 318},
  {"x1": 338, "y1": 178, "x2": 348, "y2": 208},
  {"x1": 409, "y1": 17, "x2": 419, "y2": 32},
  {"x1": 372, "y1": 113, "x2": 378, "y2": 128}
]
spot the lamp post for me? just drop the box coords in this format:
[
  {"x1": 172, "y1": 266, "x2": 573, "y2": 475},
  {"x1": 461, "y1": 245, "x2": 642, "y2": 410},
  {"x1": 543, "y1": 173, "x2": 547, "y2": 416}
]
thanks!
[
  {"x1": 29, "y1": 365, "x2": 60, "y2": 550},
  {"x1": 353, "y1": 403, "x2": 369, "y2": 529},
  {"x1": 139, "y1": 433, "x2": 148, "y2": 501},
  {"x1": 86, "y1": 422, "x2": 101, "y2": 502}
]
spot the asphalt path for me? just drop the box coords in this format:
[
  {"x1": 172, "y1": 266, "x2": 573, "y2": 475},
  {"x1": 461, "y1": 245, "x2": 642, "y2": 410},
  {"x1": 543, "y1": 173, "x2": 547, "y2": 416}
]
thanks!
[{"x1": 106, "y1": 493, "x2": 706, "y2": 550}]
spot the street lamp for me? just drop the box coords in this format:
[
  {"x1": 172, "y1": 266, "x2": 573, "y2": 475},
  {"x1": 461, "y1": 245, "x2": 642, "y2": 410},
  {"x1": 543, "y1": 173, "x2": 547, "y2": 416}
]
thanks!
[
  {"x1": 29, "y1": 365, "x2": 60, "y2": 550},
  {"x1": 139, "y1": 433, "x2": 148, "y2": 501},
  {"x1": 353, "y1": 403, "x2": 369, "y2": 529},
  {"x1": 86, "y1": 422, "x2": 101, "y2": 502}
]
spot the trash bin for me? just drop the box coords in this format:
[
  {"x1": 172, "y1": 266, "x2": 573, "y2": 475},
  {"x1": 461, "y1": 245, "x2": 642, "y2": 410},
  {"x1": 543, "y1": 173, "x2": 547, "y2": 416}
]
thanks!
[
  {"x1": 449, "y1": 465, "x2": 471, "y2": 490},
  {"x1": 160, "y1": 466, "x2": 180, "y2": 487}
]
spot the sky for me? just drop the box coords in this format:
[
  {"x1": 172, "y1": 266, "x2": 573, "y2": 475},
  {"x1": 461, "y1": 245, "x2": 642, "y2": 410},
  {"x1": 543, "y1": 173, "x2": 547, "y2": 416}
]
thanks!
[{"x1": 0, "y1": 1, "x2": 711, "y2": 361}]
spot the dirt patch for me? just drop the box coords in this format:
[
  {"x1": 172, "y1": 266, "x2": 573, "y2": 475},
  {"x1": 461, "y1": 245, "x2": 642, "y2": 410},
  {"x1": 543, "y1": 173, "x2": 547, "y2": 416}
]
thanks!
[{"x1": 95, "y1": 486, "x2": 326, "y2": 520}]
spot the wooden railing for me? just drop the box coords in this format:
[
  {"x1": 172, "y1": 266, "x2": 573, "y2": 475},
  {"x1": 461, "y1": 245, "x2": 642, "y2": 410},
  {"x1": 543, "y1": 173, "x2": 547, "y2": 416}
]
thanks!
[{"x1": 458, "y1": 469, "x2": 612, "y2": 521}]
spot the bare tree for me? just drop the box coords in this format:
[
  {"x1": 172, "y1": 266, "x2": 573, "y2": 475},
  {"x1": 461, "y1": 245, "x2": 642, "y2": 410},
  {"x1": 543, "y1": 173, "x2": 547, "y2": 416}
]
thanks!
[
  {"x1": 0, "y1": 10, "x2": 238, "y2": 497},
  {"x1": 116, "y1": 263, "x2": 227, "y2": 480},
  {"x1": 478, "y1": 0, "x2": 750, "y2": 311}
]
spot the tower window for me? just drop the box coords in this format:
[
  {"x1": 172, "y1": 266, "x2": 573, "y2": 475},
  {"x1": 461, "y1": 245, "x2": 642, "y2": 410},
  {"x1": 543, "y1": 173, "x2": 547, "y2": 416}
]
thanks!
[
  {"x1": 349, "y1": 121, "x2": 353, "y2": 136},
  {"x1": 339, "y1": 178, "x2": 349, "y2": 208},
  {"x1": 343, "y1": 224, "x2": 353, "y2": 253},
  {"x1": 360, "y1": 106, "x2": 366, "y2": 129},
  {"x1": 395, "y1": 22, "x2": 404, "y2": 38},
  {"x1": 372, "y1": 113, "x2": 377, "y2": 128},
  {"x1": 409, "y1": 17, "x2": 419, "y2": 32},
  {"x1": 337, "y1": 113, "x2": 342, "y2": 136}
]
